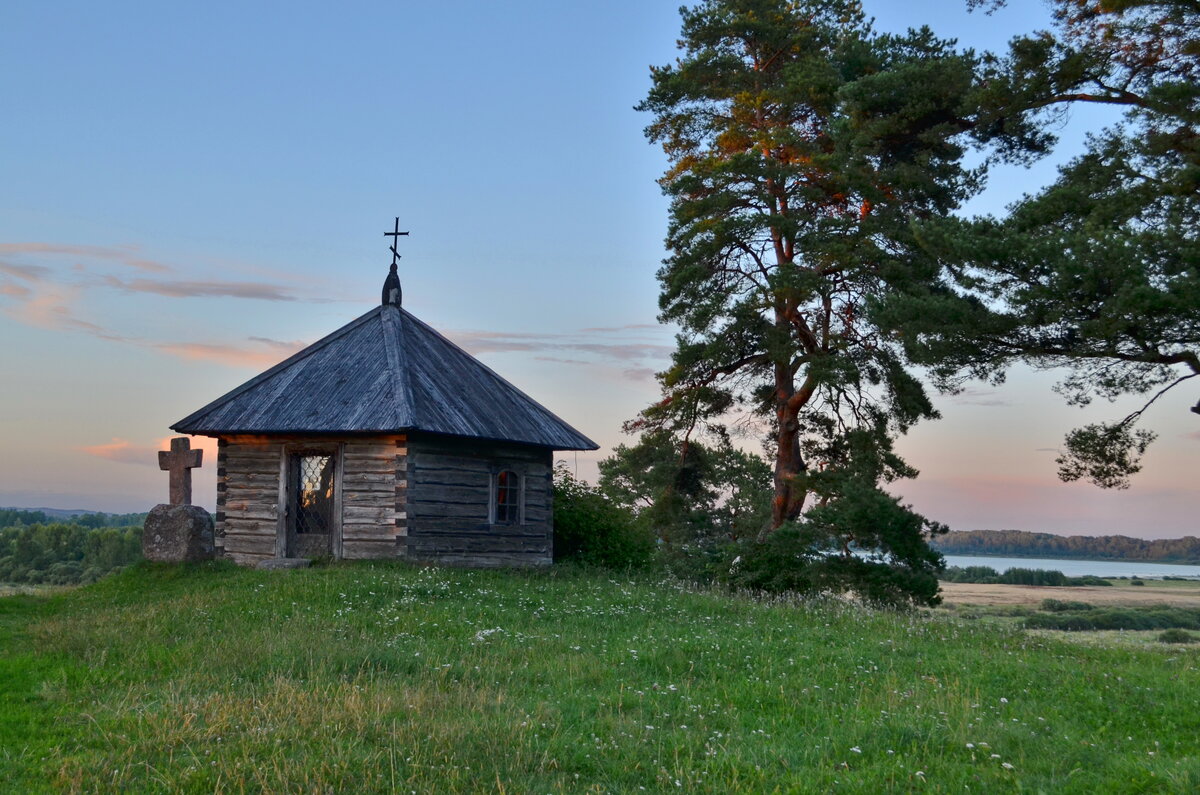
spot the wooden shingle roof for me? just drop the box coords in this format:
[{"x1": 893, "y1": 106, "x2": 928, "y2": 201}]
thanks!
[{"x1": 171, "y1": 305, "x2": 598, "y2": 451}]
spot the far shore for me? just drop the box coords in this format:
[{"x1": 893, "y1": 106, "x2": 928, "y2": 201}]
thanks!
[
  {"x1": 940, "y1": 551, "x2": 1200, "y2": 566},
  {"x1": 939, "y1": 579, "x2": 1200, "y2": 607}
]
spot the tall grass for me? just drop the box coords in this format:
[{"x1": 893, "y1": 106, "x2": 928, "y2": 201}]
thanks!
[{"x1": 2, "y1": 561, "x2": 1198, "y2": 792}]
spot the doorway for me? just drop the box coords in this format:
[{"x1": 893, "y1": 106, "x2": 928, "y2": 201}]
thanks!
[{"x1": 287, "y1": 451, "x2": 339, "y2": 558}]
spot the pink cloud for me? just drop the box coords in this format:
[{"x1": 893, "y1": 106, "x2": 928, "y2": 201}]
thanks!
[
  {"x1": 0, "y1": 281, "x2": 32, "y2": 298},
  {"x1": 153, "y1": 338, "x2": 305, "y2": 369},
  {"x1": 159, "y1": 435, "x2": 219, "y2": 461},
  {"x1": 80, "y1": 438, "x2": 159, "y2": 467},
  {"x1": 80, "y1": 435, "x2": 219, "y2": 468}
]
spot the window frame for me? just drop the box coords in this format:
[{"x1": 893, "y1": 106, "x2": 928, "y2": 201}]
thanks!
[{"x1": 490, "y1": 467, "x2": 524, "y2": 526}]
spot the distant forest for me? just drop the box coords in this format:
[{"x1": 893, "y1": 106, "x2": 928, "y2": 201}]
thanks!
[
  {"x1": 0, "y1": 509, "x2": 146, "y2": 586},
  {"x1": 0, "y1": 508, "x2": 146, "y2": 529},
  {"x1": 935, "y1": 530, "x2": 1200, "y2": 565}
]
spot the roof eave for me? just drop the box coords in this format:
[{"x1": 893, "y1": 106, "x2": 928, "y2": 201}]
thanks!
[{"x1": 169, "y1": 423, "x2": 599, "y2": 451}]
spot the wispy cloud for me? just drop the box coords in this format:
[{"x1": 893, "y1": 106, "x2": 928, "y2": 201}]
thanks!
[
  {"x1": 1, "y1": 239, "x2": 322, "y2": 307},
  {"x1": 447, "y1": 329, "x2": 673, "y2": 362},
  {"x1": 1, "y1": 261, "x2": 306, "y2": 368},
  {"x1": 2, "y1": 283, "x2": 128, "y2": 340},
  {"x1": 1, "y1": 257, "x2": 50, "y2": 304},
  {"x1": 1183, "y1": 430, "x2": 1200, "y2": 442},
  {"x1": 949, "y1": 388, "x2": 1010, "y2": 407},
  {"x1": 534, "y1": 355, "x2": 593, "y2": 366},
  {"x1": 0, "y1": 242, "x2": 173, "y2": 272},
  {"x1": 2, "y1": 239, "x2": 675, "y2": 377},
  {"x1": 102, "y1": 274, "x2": 306, "y2": 302},
  {"x1": 0, "y1": 261, "x2": 53, "y2": 280},
  {"x1": 0, "y1": 239, "x2": 339, "y2": 356},
  {"x1": 579, "y1": 323, "x2": 663, "y2": 333},
  {"x1": 622, "y1": 367, "x2": 658, "y2": 382}
]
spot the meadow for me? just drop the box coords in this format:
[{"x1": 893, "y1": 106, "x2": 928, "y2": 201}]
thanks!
[{"x1": 2, "y1": 562, "x2": 1198, "y2": 793}]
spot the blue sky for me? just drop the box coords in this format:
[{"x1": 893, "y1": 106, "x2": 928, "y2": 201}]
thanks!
[{"x1": 1, "y1": 0, "x2": 1195, "y2": 536}]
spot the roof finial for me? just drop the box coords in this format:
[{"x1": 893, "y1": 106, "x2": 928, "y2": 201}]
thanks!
[{"x1": 382, "y1": 217, "x2": 409, "y2": 306}]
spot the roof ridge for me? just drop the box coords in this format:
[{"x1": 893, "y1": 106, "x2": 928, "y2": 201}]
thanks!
[
  {"x1": 171, "y1": 306, "x2": 382, "y2": 432},
  {"x1": 380, "y1": 305, "x2": 414, "y2": 428}
]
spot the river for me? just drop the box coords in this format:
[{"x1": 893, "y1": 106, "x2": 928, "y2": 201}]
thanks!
[{"x1": 942, "y1": 554, "x2": 1200, "y2": 579}]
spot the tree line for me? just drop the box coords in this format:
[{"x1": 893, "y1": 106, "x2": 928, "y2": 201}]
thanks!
[
  {"x1": 936, "y1": 530, "x2": 1200, "y2": 564},
  {"x1": 0, "y1": 508, "x2": 147, "y2": 530}
]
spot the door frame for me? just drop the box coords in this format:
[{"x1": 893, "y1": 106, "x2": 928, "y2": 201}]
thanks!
[{"x1": 276, "y1": 442, "x2": 344, "y2": 559}]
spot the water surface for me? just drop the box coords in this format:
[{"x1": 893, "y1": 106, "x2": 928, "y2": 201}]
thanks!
[{"x1": 942, "y1": 554, "x2": 1200, "y2": 580}]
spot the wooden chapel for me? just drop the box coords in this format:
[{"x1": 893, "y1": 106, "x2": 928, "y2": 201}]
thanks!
[{"x1": 172, "y1": 232, "x2": 597, "y2": 567}]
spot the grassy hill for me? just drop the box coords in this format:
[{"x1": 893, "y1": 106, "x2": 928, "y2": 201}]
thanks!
[{"x1": 2, "y1": 562, "x2": 1198, "y2": 792}]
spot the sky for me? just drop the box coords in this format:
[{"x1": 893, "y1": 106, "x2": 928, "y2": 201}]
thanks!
[{"x1": 1, "y1": 1, "x2": 1195, "y2": 538}]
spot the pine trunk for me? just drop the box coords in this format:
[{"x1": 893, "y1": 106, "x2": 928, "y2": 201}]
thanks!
[{"x1": 760, "y1": 365, "x2": 812, "y2": 541}]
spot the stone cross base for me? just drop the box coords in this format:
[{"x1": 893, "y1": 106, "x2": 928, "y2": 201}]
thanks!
[{"x1": 143, "y1": 504, "x2": 215, "y2": 563}]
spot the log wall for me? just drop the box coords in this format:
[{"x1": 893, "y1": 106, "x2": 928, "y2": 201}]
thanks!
[
  {"x1": 215, "y1": 434, "x2": 406, "y2": 565},
  {"x1": 217, "y1": 437, "x2": 284, "y2": 565},
  {"x1": 341, "y1": 436, "x2": 407, "y2": 559},
  {"x1": 406, "y1": 435, "x2": 553, "y2": 567}
]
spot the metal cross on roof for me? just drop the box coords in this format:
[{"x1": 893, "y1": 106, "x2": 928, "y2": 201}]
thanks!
[{"x1": 384, "y1": 217, "x2": 409, "y2": 266}]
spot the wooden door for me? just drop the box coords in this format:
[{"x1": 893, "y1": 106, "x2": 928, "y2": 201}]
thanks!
[{"x1": 287, "y1": 451, "x2": 338, "y2": 558}]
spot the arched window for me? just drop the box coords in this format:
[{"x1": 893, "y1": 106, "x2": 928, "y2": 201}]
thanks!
[{"x1": 495, "y1": 469, "x2": 520, "y2": 524}]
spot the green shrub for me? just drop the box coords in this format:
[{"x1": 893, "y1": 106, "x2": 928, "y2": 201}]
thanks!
[
  {"x1": 999, "y1": 567, "x2": 1067, "y2": 586},
  {"x1": 1026, "y1": 606, "x2": 1200, "y2": 631},
  {"x1": 1131, "y1": 577, "x2": 1146, "y2": 586},
  {"x1": 552, "y1": 466, "x2": 654, "y2": 569},
  {"x1": 1158, "y1": 628, "x2": 1198, "y2": 644},
  {"x1": 1041, "y1": 599, "x2": 1095, "y2": 612},
  {"x1": 941, "y1": 565, "x2": 1000, "y2": 583},
  {"x1": 1066, "y1": 575, "x2": 1113, "y2": 586}
]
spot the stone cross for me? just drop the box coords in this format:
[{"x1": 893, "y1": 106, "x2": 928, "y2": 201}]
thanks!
[{"x1": 159, "y1": 437, "x2": 203, "y2": 506}]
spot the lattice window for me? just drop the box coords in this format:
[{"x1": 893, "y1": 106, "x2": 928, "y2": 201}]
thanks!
[
  {"x1": 294, "y1": 455, "x2": 333, "y2": 534},
  {"x1": 495, "y1": 469, "x2": 520, "y2": 524}
]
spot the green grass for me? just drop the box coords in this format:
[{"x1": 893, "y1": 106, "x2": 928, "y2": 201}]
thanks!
[{"x1": 2, "y1": 562, "x2": 1199, "y2": 793}]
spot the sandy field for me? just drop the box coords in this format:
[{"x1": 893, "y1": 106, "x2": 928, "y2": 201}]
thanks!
[{"x1": 939, "y1": 581, "x2": 1200, "y2": 608}]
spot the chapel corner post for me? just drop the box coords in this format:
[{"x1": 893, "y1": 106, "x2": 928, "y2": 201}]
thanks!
[{"x1": 143, "y1": 436, "x2": 216, "y2": 563}]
